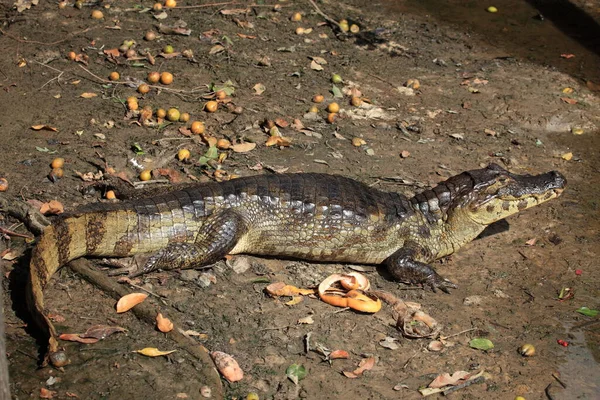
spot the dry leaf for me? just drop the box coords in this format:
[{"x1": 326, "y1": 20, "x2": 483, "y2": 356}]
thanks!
[
  {"x1": 400, "y1": 150, "x2": 410, "y2": 158},
  {"x1": 58, "y1": 333, "x2": 99, "y2": 344},
  {"x1": 39, "y1": 388, "x2": 57, "y2": 399},
  {"x1": 329, "y1": 350, "x2": 349, "y2": 359},
  {"x1": 237, "y1": 33, "x2": 256, "y2": 39},
  {"x1": 561, "y1": 152, "x2": 573, "y2": 161},
  {"x1": 135, "y1": 347, "x2": 176, "y2": 357},
  {"x1": 429, "y1": 371, "x2": 471, "y2": 388},
  {"x1": 39, "y1": 200, "x2": 64, "y2": 215},
  {"x1": 560, "y1": 97, "x2": 578, "y2": 105},
  {"x1": 80, "y1": 92, "x2": 98, "y2": 99},
  {"x1": 81, "y1": 325, "x2": 126, "y2": 340},
  {"x1": 525, "y1": 238, "x2": 537, "y2": 246},
  {"x1": 116, "y1": 292, "x2": 148, "y2": 313},
  {"x1": 31, "y1": 125, "x2": 58, "y2": 132},
  {"x1": 297, "y1": 316, "x2": 314, "y2": 324},
  {"x1": 560, "y1": 53, "x2": 575, "y2": 59},
  {"x1": 285, "y1": 296, "x2": 304, "y2": 306},
  {"x1": 156, "y1": 313, "x2": 174, "y2": 332},
  {"x1": 265, "y1": 136, "x2": 291, "y2": 147},
  {"x1": 310, "y1": 60, "x2": 324, "y2": 71},
  {"x1": 253, "y1": 83, "x2": 266, "y2": 95},
  {"x1": 343, "y1": 357, "x2": 376, "y2": 378},
  {"x1": 220, "y1": 8, "x2": 250, "y2": 15},
  {"x1": 231, "y1": 142, "x2": 256, "y2": 153},
  {"x1": 103, "y1": 48, "x2": 120, "y2": 58},
  {"x1": 1, "y1": 249, "x2": 19, "y2": 261},
  {"x1": 211, "y1": 351, "x2": 244, "y2": 382},
  {"x1": 209, "y1": 45, "x2": 225, "y2": 55}
]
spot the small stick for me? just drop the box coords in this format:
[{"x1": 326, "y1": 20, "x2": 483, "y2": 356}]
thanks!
[
  {"x1": 0, "y1": 226, "x2": 33, "y2": 240},
  {"x1": 307, "y1": 0, "x2": 346, "y2": 33},
  {"x1": 175, "y1": 1, "x2": 237, "y2": 9},
  {"x1": 443, "y1": 375, "x2": 485, "y2": 395},
  {"x1": 132, "y1": 179, "x2": 171, "y2": 187},
  {"x1": 440, "y1": 327, "x2": 478, "y2": 340},
  {"x1": 0, "y1": 27, "x2": 95, "y2": 46}
]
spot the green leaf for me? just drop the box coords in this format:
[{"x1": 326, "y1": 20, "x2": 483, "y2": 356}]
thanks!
[
  {"x1": 286, "y1": 363, "x2": 307, "y2": 385},
  {"x1": 131, "y1": 143, "x2": 145, "y2": 155},
  {"x1": 205, "y1": 146, "x2": 218, "y2": 159},
  {"x1": 469, "y1": 338, "x2": 494, "y2": 351},
  {"x1": 331, "y1": 85, "x2": 343, "y2": 98},
  {"x1": 576, "y1": 307, "x2": 599, "y2": 317},
  {"x1": 252, "y1": 277, "x2": 271, "y2": 283}
]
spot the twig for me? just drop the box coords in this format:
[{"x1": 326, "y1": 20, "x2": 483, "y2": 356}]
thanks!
[
  {"x1": 440, "y1": 327, "x2": 477, "y2": 340},
  {"x1": 402, "y1": 350, "x2": 419, "y2": 370},
  {"x1": 132, "y1": 179, "x2": 171, "y2": 187},
  {"x1": 443, "y1": 375, "x2": 485, "y2": 395},
  {"x1": 175, "y1": 1, "x2": 237, "y2": 9},
  {"x1": 367, "y1": 72, "x2": 397, "y2": 88},
  {"x1": 307, "y1": 0, "x2": 346, "y2": 34},
  {"x1": 0, "y1": 26, "x2": 95, "y2": 46},
  {"x1": 0, "y1": 226, "x2": 33, "y2": 240}
]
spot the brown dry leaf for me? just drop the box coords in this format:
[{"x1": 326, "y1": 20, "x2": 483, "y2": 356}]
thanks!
[
  {"x1": 103, "y1": 48, "x2": 120, "y2": 58},
  {"x1": 220, "y1": 8, "x2": 250, "y2": 15},
  {"x1": 429, "y1": 370, "x2": 471, "y2": 388},
  {"x1": 59, "y1": 333, "x2": 99, "y2": 344},
  {"x1": 253, "y1": 83, "x2": 266, "y2": 95},
  {"x1": 275, "y1": 118, "x2": 289, "y2": 128},
  {"x1": 265, "y1": 136, "x2": 291, "y2": 147},
  {"x1": 586, "y1": 80, "x2": 600, "y2": 92},
  {"x1": 135, "y1": 347, "x2": 176, "y2": 357},
  {"x1": 329, "y1": 350, "x2": 349, "y2": 359},
  {"x1": 156, "y1": 313, "x2": 174, "y2": 332},
  {"x1": 310, "y1": 60, "x2": 324, "y2": 71},
  {"x1": 39, "y1": 200, "x2": 64, "y2": 215},
  {"x1": 561, "y1": 152, "x2": 573, "y2": 161},
  {"x1": 297, "y1": 316, "x2": 314, "y2": 324},
  {"x1": 157, "y1": 168, "x2": 182, "y2": 184},
  {"x1": 211, "y1": 351, "x2": 244, "y2": 382},
  {"x1": 291, "y1": 119, "x2": 305, "y2": 131},
  {"x1": 81, "y1": 325, "x2": 127, "y2": 340},
  {"x1": 116, "y1": 292, "x2": 148, "y2": 313},
  {"x1": 560, "y1": 97, "x2": 578, "y2": 105},
  {"x1": 65, "y1": 392, "x2": 79, "y2": 398},
  {"x1": 39, "y1": 388, "x2": 57, "y2": 399},
  {"x1": 1, "y1": 249, "x2": 19, "y2": 261},
  {"x1": 560, "y1": 53, "x2": 575, "y2": 59},
  {"x1": 209, "y1": 45, "x2": 225, "y2": 55},
  {"x1": 525, "y1": 237, "x2": 537, "y2": 246},
  {"x1": 231, "y1": 142, "x2": 256, "y2": 153},
  {"x1": 31, "y1": 124, "x2": 58, "y2": 132},
  {"x1": 266, "y1": 282, "x2": 314, "y2": 297},
  {"x1": 400, "y1": 150, "x2": 410, "y2": 158},
  {"x1": 157, "y1": 24, "x2": 191, "y2": 36},
  {"x1": 80, "y1": 92, "x2": 98, "y2": 99},
  {"x1": 237, "y1": 33, "x2": 256, "y2": 39},
  {"x1": 343, "y1": 357, "x2": 376, "y2": 378}
]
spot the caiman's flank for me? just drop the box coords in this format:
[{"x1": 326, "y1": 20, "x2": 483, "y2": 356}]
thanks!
[{"x1": 27, "y1": 163, "x2": 566, "y2": 367}]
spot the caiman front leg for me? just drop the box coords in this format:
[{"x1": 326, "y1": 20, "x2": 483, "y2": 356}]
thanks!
[
  {"x1": 385, "y1": 242, "x2": 457, "y2": 293},
  {"x1": 129, "y1": 210, "x2": 248, "y2": 278}
]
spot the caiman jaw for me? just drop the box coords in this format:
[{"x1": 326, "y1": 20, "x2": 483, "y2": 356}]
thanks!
[{"x1": 466, "y1": 165, "x2": 567, "y2": 225}]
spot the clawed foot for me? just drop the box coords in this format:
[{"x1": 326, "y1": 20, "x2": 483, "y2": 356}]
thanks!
[
  {"x1": 102, "y1": 255, "x2": 150, "y2": 277},
  {"x1": 424, "y1": 272, "x2": 458, "y2": 293}
]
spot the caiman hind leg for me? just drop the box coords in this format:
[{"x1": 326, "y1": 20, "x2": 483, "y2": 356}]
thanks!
[
  {"x1": 129, "y1": 210, "x2": 248, "y2": 278},
  {"x1": 385, "y1": 243, "x2": 457, "y2": 293}
]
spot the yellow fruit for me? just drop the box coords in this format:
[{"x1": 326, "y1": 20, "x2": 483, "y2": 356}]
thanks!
[
  {"x1": 205, "y1": 101, "x2": 218, "y2": 113},
  {"x1": 166, "y1": 108, "x2": 180, "y2": 122},
  {"x1": 51, "y1": 158, "x2": 65, "y2": 169},
  {"x1": 153, "y1": 3, "x2": 162, "y2": 11},
  {"x1": 163, "y1": 45, "x2": 174, "y2": 54},
  {"x1": 127, "y1": 100, "x2": 139, "y2": 111},
  {"x1": 312, "y1": 94, "x2": 324, "y2": 103},
  {"x1": 309, "y1": 106, "x2": 318, "y2": 113},
  {"x1": 164, "y1": 0, "x2": 176, "y2": 8},
  {"x1": 179, "y1": 112, "x2": 190, "y2": 122},
  {"x1": 105, "y1": 190, "x2": 116, "y2": 200},
  {"x1": 50, "y1": 168, "x2": 64, "y2": 179},
  {"x1": 139, "y1": 170, "x2": 152, "y2": 181},
  {"x1": 91, "y1": 10, "x2": 103, "y2": 19},
  {"x1": 350, "y1": 96, "x2": 362, "y2": 107},
  {"x1": 190, "y1": 121, "x2": 205, "y2": 134},
  {"x1": 147, "y1": 71, "x2": 160, "y2": 84},
  {"x1": 177, "y1": 149, "x2": 191, "y2": 161},
  {"x1": 156, "y1": 108, "x2": 167, "y2": 118},
  {"x1": 215, "y1": 90, "x2": 227, "y2": 100},
  {"x1": 0, "y1": 178, "x2": 7, "y2": 192},
  {"x1": 217, "y1": 139, "x2": 231, "y2": 149},
  {"x1": 518, "y1": 344, "x2": 536, "y2": 357},
  {"x1": 137, "y1": 84, "x2": 150, "y2": 94},
  {"x1": 109, "y1": 71, "x2": 120, "y2": 81},
  {"x1": 487, "y1": 6, "x2": 498, "y2": 13},
  {"x1": 160, "y1": 72, "x2": 174, "y2": 85},
  {"x1": 144, "y1": 31, "x2": 156, "y2": 41},
  {"x1": 350, "y1": 24, "x2": 360, "y2": 33},
  {"x1": 291, "y1": 12, "x2": 302, "y2": 21},
  {"x1": 327, "y1": 102, "x2": 340, "y2": 113},
  {"x1": 326, "y1": 113, "x2": 336, "y2": 124},
  {"x1": 331, "y1": 74, "x2": 342, "y2": 84}
]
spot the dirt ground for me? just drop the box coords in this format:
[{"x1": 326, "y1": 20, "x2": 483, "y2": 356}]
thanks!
[{"x1": 1, "y1": 0, "x2": 599, "y2": 399}]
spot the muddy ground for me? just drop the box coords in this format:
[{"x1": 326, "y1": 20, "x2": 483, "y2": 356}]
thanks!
[{"x1": 1, "y1": 0, "x2": 599, "y2": 399}]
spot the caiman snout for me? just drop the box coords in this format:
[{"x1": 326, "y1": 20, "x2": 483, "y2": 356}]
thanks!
[{"x1": 547, "y1": 171, "x2": 567, "y2": 196}]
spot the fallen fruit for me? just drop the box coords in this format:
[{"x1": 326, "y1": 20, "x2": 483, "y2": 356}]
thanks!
[
  {"x1": 51, "y1": 158, "x2": 65, "y2": 169},
  {"x1": 211, "y1": 351, "x2": 244, "y2": 382},
  {"x1": 109, "y1": 71, "x2": 120, "y2": 81},
  {"x1": 339, "y1": 19, "x2": 349, "y2": 32},
  {"x1": 127, "y1": 99, "x2": 139, "y2": 111},
  {"x1": 295, "y1": 27, "x2": 305, "y2": 35},
  {"x1": 105, "y1": 190, "x2": 116, "y2": 200},
  {"x1": 350, "y1": 96, "x2": 362, "y2": 107},
  {"x1": 147, "y1": 71, "x2": 160, "y2": 84},
  {"x1": 152, "y1": 2, "x2": 162, "y2": 11},
  {"x1": 190, "y1": 121, "x2": 205, "y2": 134},
  {"x1": 144, "y1": 31, "x2": 157, "y2": 41},
  {"x1": 350, "y1": 24, "x2": 360, "y2": 33},
  {"x1": 49, "y1": 168, "x2": 63, "y2": 181},
  {"x1": 327, "y1": 102, "x2": 340, "y2": 113},
  {"x1": 68, "y1": 51, "x2": 77, "y2": 61},
  {"x1": 0, "y1": 178, "x2": 8, "y2": 192},
  {"x1": 156, "y1": 108, "x2": 167, "y2": 118},
  {"x1": 291, "y1": 12, "x2": 302, "y2": 21},
  {"x1": 331, "y1": 74, "x2": 343, "y2": 84},
  {"x1": 215, "y1": 90, "x2": 227, "y2": 100},
  {"x1": 156, "y1": 313, "x2": 174, "y2": 332},
  {"x1": 179, "y1": 112, "x2": 190, "y2": 123},
  {"x1": 487, "y1": 6, "x2": 498, "y2": 12},
  {"x1": 125, "y1": 49, "x2": 137, "y2": 59},
  {"x1": 166, "y1": 108, "x2": 181, "y2": 122},
  {"x1": 312, "y1": 94, "x2": 324, "y2": 103},
  {"x1": 518, "y1": 344, "x2": 535, "y2": 357},
  {"x1": 139, "y1": 170, "x2": 152, "y2": 181},
  {"x1": 326, "y1": 113, "x2": 336, "y2": 124},
  {"x1": 160, "y1": 72, "x2": 174, "y2": 85},
  {"x1": 352, "y1": 137, "x2": 366, "y2": 146},
  {"x1": 137, "y1": 84, "x2": 150, "y2": 94},
  {"x1": 177, "y1": 148, "x2": 191, "y2": 161},
  {"x1": 217, "y1": 138, "x2": 231, "y2": 149},
  {"x1": 164, "y1": 0, "x2": 176, "y2": 8},
  {"x1": 205, "y1": 101, "x2": 218, "y2": 113},
  {"x1": 91, "y1": 10, "x2": 103, "y2": 19},
  {"x1": 163, "y1": 44, "x2": 174, "y2": 54}
]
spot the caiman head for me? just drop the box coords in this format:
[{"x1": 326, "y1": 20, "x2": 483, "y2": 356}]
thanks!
[{"x1": 449, "y1": 163, "x2": 566, "y2": 225}]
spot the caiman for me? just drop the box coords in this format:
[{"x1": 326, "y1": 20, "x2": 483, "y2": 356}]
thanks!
[{"x1": 27, "y1": 163, "x2": 565, "y2": 367}]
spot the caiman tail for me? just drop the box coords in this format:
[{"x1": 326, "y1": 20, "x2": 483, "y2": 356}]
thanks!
[{"x1": 27, "y1": 216, "x2": 88, "y2": 367}]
